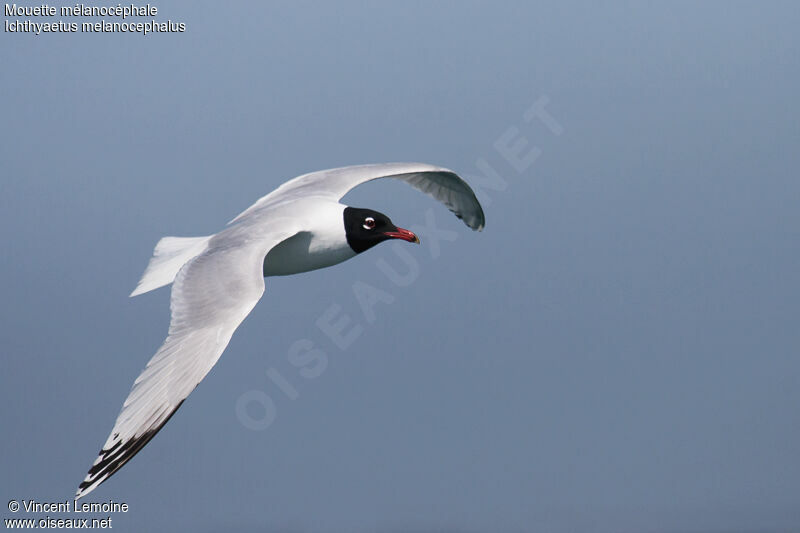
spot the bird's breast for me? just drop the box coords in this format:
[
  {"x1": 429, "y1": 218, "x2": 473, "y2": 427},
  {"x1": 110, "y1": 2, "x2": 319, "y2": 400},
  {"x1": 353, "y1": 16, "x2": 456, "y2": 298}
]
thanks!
[{"x1": 262, "y1": 230, "x2": 356, "y2": 277}]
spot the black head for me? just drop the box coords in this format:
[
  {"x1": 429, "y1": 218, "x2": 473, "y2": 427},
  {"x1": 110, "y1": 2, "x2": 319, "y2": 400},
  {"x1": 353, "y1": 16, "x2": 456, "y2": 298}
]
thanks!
[{"x1": 343, "y1": 207, "x2": 420, "y2": 254}]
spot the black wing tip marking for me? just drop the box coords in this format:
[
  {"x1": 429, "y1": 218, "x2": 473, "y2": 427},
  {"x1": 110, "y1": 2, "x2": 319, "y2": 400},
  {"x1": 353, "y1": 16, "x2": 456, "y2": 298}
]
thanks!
[{"x1": 77, "y1": 400, "x2": 185, "y2": 497}]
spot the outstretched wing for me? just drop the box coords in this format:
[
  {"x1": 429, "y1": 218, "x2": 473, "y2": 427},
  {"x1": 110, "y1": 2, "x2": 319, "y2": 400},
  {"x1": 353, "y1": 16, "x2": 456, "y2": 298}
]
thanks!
[
  {"x1": 76, "y1": 227, "x2": 298, "y2": 499},
  {"x1": 230, "y1": 163, "x2": 485, "y2": 231}
]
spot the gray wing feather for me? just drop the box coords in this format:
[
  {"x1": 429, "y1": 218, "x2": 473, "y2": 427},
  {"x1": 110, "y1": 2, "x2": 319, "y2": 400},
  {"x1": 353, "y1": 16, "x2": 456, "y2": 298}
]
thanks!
[
  {"x1": 230, "y1": 163, "x2": 485, "y2": 231},
  {"x1": 76, "y1": 225, "x2": 298, "y2": 499}
]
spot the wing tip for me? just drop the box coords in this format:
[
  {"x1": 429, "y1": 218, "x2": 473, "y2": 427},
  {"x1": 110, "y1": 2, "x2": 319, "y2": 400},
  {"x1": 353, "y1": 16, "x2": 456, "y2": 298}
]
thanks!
[
  {"x1": 75, "y1": 400, "x2": 186, "y2": 501},
  {"x1": 74, "y1": 472, "x2": 105, "y2": 501},
  {"x1": 74, "y1": 483, "x2": 92, "y2": 501},
  {"x1": 466, "y1": 209, "x2": 486, "y2": 232}
]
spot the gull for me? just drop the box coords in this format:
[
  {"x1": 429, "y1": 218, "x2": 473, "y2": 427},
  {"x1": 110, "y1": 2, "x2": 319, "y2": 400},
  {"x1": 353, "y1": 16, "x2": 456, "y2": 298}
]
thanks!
[{"x1": 75, "y1": 162, "x2": 485, "y2": 499}]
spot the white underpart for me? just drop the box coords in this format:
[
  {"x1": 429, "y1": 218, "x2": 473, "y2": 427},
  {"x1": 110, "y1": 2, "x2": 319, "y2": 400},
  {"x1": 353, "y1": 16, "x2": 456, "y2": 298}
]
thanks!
[{"x1": 263, "y1": 203, "x2": 355, "y2": 276}]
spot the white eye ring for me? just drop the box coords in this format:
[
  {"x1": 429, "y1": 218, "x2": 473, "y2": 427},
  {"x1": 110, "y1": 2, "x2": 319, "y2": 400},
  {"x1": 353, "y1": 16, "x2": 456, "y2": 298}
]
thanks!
[{"x1": 363, "y1": 217, "x2": 376, "y2": 230}]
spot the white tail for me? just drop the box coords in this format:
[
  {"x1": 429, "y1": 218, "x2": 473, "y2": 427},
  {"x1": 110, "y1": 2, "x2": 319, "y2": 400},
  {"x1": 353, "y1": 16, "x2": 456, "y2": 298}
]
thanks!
[{"x1": 130, "y1": 236, "x2": 211, "y2": 297}]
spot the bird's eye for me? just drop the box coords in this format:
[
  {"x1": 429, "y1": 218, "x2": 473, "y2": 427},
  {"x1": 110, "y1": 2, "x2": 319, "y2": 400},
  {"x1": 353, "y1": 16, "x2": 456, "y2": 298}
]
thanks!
[{"x1": 363, "y1": 217, "x2": 376, "y2": 230}]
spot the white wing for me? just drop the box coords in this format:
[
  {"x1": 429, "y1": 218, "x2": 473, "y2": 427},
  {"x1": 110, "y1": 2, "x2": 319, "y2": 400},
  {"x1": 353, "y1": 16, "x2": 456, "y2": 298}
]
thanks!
[
  {"x1": 230, "y1": 163, "x2": 486, "y2": 231},
  {"x1": 76, "y1": 225, "x2": 299, "y2": 499}
]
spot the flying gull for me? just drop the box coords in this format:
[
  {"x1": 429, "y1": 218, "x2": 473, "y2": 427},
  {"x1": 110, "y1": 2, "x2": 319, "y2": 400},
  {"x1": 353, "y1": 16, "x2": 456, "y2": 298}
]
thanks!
[{"x1": 75, "y1": 162, "x2": 485, "y2": 499}]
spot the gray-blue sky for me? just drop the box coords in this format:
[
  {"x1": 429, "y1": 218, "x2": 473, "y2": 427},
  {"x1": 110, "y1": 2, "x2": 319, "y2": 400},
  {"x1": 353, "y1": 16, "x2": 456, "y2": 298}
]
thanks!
[{"x1": 2, "y1": 1, "x2": 799, "y2": 532}]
